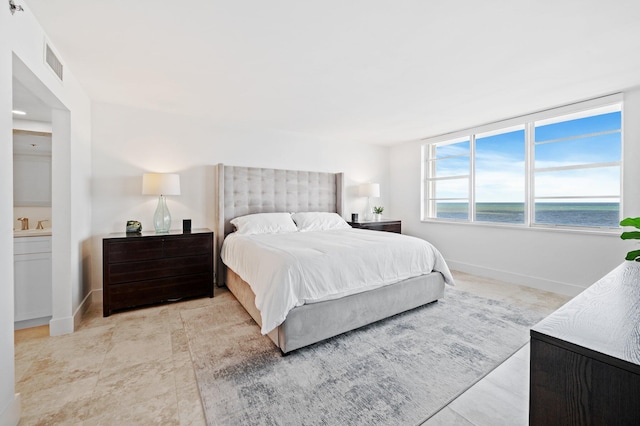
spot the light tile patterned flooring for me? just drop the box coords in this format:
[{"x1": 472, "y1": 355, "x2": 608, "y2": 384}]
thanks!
[{"x1": 14, "y1": 271, "x2": 571, "y2": 425}]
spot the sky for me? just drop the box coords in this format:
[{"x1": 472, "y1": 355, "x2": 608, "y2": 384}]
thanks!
[{"x1": 432, "y1": 110, "x2": 622, "y2": 203}]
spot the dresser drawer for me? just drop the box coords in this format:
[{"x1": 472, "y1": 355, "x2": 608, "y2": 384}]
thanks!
[
  {"x1": 106, "y1": 254, "x2": 211, "y2": 284},
  {"x1": 106, "y1": 239, "x2": 164, "y2": 263},
  {"x1": 106, "y1": 273, "x2": 212, "y2": 314},
  {"x1": 348, "y1": 220, "x2": 401, "y2": 234},
  {"x1": 163, "y1": 235, "x2": 211, "y2": 258},
  {"x1": 105, "y1": 234, "x2": 211, "y2": 263},
  {"x1": 366, "y1": 222, "x2": 401, "y2": 233}
]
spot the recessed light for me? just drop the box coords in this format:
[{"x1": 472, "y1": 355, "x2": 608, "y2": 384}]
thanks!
[{"x1": 12, "y1": 110, "x2": 26, "y2": 115}]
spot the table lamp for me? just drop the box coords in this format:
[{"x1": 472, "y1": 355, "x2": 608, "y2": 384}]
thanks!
[
  {"x1": 359, "y1": 183, "x2": 380, "y2": 221},
  {"x1": 142, "y1": 173, "x2": 181, "y2": 233}
]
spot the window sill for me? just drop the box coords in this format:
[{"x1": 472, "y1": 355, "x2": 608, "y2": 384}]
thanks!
[{"x1": 420, "y1": 218, "x2": 621, "y2": 237}]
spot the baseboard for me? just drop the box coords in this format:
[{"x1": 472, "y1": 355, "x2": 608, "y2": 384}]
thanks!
[
  {"x1": 14, "y1": 316, "x2": 51, "y2": 330},
  {"x1": 48, "y1": 289, "x2": 101, "y2": 336},
  {"x1": 49, "y1": 315, "x2": 74, "y2": 336},
  {"x1": 446, "y1": 260, "x2": 585, "y2": 297},
  {"x1": 0, "y1": 393, "x2": 21, "y2": 426},
  {"x1": 73, "y1": 290, "x2": 95, "y2": 331}
]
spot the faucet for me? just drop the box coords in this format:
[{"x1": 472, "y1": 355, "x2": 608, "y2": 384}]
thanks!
[
  {"x1": 17, "y1": 217, "x2": 29, "y2": 230},
  {"x1": 36, "y1": 219, "x2": 49, "y2": 230}
]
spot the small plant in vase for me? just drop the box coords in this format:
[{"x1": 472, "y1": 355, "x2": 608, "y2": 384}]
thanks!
[
  {"x1": 620, "y1": 217, "x2": 640, "y2": 262},
  {"x1": 373, "y1": 206, "x2": 384, "y2": 221}
]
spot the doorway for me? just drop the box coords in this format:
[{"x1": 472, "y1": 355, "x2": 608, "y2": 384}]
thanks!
[
  {"x1": 12, "y1": 128, "x2": 52, "y2": 330},
  {"x1": 12, "y1": 54, "x2": 71, "y2": 336}
]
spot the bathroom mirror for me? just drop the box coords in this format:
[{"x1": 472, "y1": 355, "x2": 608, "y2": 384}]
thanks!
[{"x1": 13, "y1": 129, "x2": 52, "y2": 207}]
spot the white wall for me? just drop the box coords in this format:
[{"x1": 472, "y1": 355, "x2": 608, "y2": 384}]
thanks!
[
  {"x1": 89, "y1": 102, "x2": 391, "y2": 292},
  {"x1": 390, "y1": 88, "x2": 640, "y2": 296},
  {"x1": 1, "y1": 4, "x2": 92, "y2": 424},
  {"x1": 0, "y1": 6, "x2": 18, "y2": 425}
]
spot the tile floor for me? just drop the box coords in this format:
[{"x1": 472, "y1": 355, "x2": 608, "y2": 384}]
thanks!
[
  {"x1": 423, "y1": 272, "x2": 571, "y2": 425},
  {"x1": 14, "y1": 271, "x2": 571, "y2": 425}
]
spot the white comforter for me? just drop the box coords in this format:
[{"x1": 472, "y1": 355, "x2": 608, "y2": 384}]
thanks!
[{"x1": 221, "y1": 228, "x2": 454, "y2": 334}]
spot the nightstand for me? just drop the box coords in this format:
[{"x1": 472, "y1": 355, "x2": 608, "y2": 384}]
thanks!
[
  {"x1": 347, "y1": 219, "x2": 401, "y2": 234},
  {"x1": 102, "y1": 228, "x2": 214, "y2": 316}
]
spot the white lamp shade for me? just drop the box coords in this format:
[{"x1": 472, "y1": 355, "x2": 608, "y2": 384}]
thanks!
[
  {"x1": 359, "y1": 183, "x2": 380, "y2": 198},
  {"x1": 142, "y1": 173, "x2": 181, "y2": 196}
]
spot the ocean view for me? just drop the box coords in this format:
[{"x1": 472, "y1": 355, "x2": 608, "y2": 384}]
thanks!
[{"x1": 436, "y1": 202, "x2": 620, "y2": 228}]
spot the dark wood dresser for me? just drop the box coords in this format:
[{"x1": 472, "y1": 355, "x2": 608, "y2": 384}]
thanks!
[
  {"x1": 103, "y1": 228, "x2": 214, "y2": 316},
  {"x1": 530, "y1": 262, "x2": 640, "y2": 425},
  {"x1": 347, "y1": 219, "x2": 401, "y2": 234}
]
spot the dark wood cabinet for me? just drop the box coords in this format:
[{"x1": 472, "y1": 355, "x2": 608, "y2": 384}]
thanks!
[
  {"x1": 347, "y1": 219, "x2": 401, "y2": 234},
  {"x1": 103, "y1": 229, "x2": 213, "y2": 316},
  {"x1": 530, "y1": 263, "x2": 640, "y2": 425}
]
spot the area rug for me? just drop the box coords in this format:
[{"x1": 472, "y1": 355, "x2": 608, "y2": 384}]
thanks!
[{"x1": 181, "y1": 287, "x2": 543, "y2": 426}]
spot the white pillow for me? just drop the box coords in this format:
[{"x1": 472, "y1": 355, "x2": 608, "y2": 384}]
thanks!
[
  {"x1": 292, "y1": 212, "x2": 351, "y2": 232},
  {"x1": 230, "y1": 213, "x2": 298, "y2": 235}
]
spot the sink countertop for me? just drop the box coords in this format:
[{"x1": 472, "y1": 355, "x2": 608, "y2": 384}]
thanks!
[{"x1": 14, "y1": 230, "x2": 52, "y2": 237}]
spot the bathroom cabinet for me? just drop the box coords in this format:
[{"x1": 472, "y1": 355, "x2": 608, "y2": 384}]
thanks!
[{"x1": 14, "y1": 236, "x2": 52, "y2": 325}]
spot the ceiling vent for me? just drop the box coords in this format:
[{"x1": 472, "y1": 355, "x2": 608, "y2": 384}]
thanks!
[{"x1": 45, "y1": 43, "x2": 63, "y2": 81}]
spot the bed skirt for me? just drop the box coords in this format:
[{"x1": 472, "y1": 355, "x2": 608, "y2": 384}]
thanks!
[{"x1": 226, "y1": 268, "x2": 446, "y2": 354}]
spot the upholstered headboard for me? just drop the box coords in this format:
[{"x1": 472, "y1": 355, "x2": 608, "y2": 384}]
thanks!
[{"x1": 214, "y1": 163, "x2": 344, "y2": 285}]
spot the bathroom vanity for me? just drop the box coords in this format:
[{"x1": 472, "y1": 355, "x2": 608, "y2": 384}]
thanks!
[{"x1": 14, "y1": 234, "x2": 52, "y2": 328}]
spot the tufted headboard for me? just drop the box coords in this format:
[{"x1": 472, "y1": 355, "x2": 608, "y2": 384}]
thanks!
[{"x1": 214, "y1": 163, "x2": 344, "y2": 285}]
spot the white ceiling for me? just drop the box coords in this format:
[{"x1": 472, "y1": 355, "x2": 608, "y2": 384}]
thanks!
[
  {"x1": 12, "y1": 77, "x2": 52, "y2": 122},
  {"x1": 22, "y1": 0, "x2": 640, "y2": 145}
]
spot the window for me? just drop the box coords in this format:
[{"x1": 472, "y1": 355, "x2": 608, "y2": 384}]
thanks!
[
  {"x1": 475, "y1": 126, "x2": 525, "y2": 224},
  {"x1": 422, "y1": 97, "x2": 622, "y2": 229},
  {"x1": 533, "y1": 107, "x2": 621, "y2": 228},
  {"x1": 426, "y1": 138, "x2": 470, "y2": 220}
]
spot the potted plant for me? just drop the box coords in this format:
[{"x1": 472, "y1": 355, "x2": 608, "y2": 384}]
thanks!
[
  {"x1": 373, "y1": 206, "x2": 384, "y2": 221},
  {"x1": 620, "y1": 217, "x2": 640, "y2": 261}
]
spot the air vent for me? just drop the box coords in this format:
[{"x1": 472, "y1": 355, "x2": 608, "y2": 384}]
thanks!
[{"x1": 45, "y1": 44, "x2": 63, "y2": 81}]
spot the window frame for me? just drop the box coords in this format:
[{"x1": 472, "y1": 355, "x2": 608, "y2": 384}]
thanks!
[
  {"x1": 424, "y1": 136, "x2": 471, "y2": 220},
  {"x1": 421, "y1": 94, "x2": 623, "y2": 232}
]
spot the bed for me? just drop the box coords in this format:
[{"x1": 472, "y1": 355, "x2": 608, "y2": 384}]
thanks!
[{"x1": 214, "y1": 164, "x2": 453, "y2": 353}]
